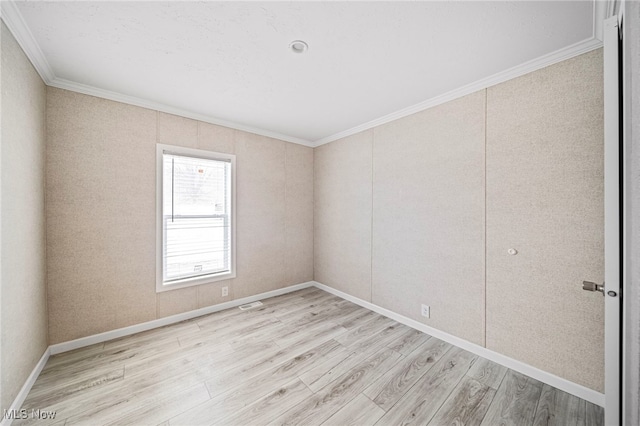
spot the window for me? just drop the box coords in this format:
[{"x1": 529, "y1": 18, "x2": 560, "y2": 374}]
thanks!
[{"x1": 156, "y1": 144, "x2": 236, "y2": 292}]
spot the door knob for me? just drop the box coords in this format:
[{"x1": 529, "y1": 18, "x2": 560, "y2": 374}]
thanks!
[{"x1": 582, "y1": 281, "x2": 604, "y2": 295}]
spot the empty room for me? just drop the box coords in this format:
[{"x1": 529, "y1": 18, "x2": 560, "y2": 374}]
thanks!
[{"x1": 1, "y1": 1, "x2": 639, "y2": 425}]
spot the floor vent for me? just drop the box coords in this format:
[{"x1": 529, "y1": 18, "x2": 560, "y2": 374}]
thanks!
[{"x1": 238, "y1": 301, "x2": 263, "y2": 310}]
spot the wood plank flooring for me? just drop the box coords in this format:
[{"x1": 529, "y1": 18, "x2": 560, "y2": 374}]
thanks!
[{"x1": 16, "y1": 288, "x2": 604, "y2": 426}]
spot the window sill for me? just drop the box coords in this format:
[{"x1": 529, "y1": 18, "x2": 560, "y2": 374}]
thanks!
[{"x1": 156, "y1": 271, "x2": 236, "y2": 293}]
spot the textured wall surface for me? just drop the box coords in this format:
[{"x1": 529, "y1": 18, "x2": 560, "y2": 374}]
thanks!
[
  {"x1": 486, "y1": 49, "x2": 604, "y2": 391},
  {"x1": 314, "y1": 130, "x2": 373, "y2": 301},
  {"x1": 46, "y1": 89, "x2": 314, "y2": 344},
  {"x1": 372, "y1": 92, "x2": 485, "y2": 346},
  {"x1": 314, "y1": 50, "x2": 604, "y2": 391},
  {"x1": 0, "y1": 23, "x2": 48, "y2": 411},
  {"x1": 285, "y1": 143, "x2": 315, "y2": 287}
]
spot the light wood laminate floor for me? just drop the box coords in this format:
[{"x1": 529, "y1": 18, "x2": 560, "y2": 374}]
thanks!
[{"x1": 17, "y1": 288, "x2": 604, "y2": 426}]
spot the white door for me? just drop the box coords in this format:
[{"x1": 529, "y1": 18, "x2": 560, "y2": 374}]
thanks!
[{"x1": 603, "y1": 15, "x2": 621, "y2": 426}]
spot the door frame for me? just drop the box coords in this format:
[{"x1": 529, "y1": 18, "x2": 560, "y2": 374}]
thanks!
[{"x1": 603, "y1": 14, "x2": 622, "y2": 426}]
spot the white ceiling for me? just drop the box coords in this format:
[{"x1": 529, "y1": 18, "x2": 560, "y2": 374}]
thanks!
[{"x1": 7, "y1": 1, "x2": 599, "y2": 145}]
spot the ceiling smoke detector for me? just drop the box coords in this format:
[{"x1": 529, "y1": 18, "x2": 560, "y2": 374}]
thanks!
[{"x1": 289, "y1": 40, "x2": 308, "y2": 54}]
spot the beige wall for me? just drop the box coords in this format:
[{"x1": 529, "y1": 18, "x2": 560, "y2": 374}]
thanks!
[
  {"x1": 372, "y1": 91, "x2": 486, "y2": 346},
  {"x1": 1, "y1": 16, "x2": 605, "y2": 403},
  {"x1": 486, "y1": 49, "x2": 604, "y2": 391},
  {"x1": 314, "y1": 130, "x2": 373, "y2": 301},
  {"x1": 46, "y1": 89, "x2": 314, "y2": 344},
  {"x1": 314, "y1": 50, "x2": 604, "y2": 391},
  {"x1": 0, "y1": 23, "x2": 48, "y2": 411}
]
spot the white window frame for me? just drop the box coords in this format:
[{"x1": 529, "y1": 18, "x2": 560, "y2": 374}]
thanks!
[{"x1": 156, "y1": 144, "x2": 236, "y2": 293}]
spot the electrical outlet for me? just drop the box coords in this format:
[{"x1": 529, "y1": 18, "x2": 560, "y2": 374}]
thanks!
[
  {"x1": 421, "y1": 304, "x2": 430, "y2": 318},
  {"x1": 221, "y1": 286, "x2": 229, "y2": 297}
]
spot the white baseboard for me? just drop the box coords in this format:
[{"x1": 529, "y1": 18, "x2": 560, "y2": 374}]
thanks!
[
  {"x1": 1, "y1": 348, "x2": 50, "y2": 426},
  {"x1": 5, "y1": 278, "x2": 603, "y2": 421},
  {"x1": 50, "y1": 281, "x2": 314, "y2": 354},
  {"x1": 2, "y1": 281, "x2": 312, "y2": 422},
  {"x1": 311, "y1": 281, "x2": 605, "y2": 408},
  {"x1": 4, "y1": 281, "x2": 314, "y2": 422}
]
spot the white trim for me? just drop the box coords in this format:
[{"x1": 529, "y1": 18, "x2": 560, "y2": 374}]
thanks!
[
  {"x1": 2, "y1": 0, "x2": 606, "y2": 149},
  {"x1": 49, "y1": 281, "x2": 314, "y2": 355},
  {"x1": 0, "y1": 349, "x2": 50, "y2": 426},
  {"x1": 595, "y1": 0, "x2": 605, "y2": 41},
  {"x1": 1, "y1": 282, "x2": 313, "y2": 423},
  {"x1": 6, "y1": 279, "x2": 604, "y2": 419},
  {"x1": 155, "y1": 144, "x2": 237, "y2": 293},
  {"x1": 0, "y1": 1, "x2": 54, "y2": 83},
  {"x1": 619, "y1": 3, "x2": 628, "y2": 425},
  {"x1": 313, "y1": 36, "x2": 603, "y2": 146},
  {"x1": 603, "y1": 15, "x2": 622, "y2": 425},
  {"x1": 0, "y1": 1, "x2": 314, "y2": 148},
  {"x1": 311, "y1": 281, "x2": 606, "y2": 408},
  {"x1": 595, "y1": 0, "x2": 619, "y2": 41},
  {"x1": 607, "y1": 0, "x2": 619, "y2": 23},
  {"x1": 47, "y1": 77, "x2": 315, "y2": 147}
]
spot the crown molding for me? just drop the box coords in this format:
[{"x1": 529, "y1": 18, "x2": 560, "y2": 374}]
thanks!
[
  {"x1": 2, "y1": 0, "x2": 606, "y2": 149},
  {"x1": 313, "y1": 36, "x2": 603, "y2": 147},
  {"x1": 313, "y1": 0, "x2": 606, "y2": 147},
  {"x1": 0, "y1": 0, "x2": 54, "y2": 82},
  {"x1": 48, "y1": 77, "x2": 315, "y2": 147},
  {"x1": 0, "y1": 1, "x2": 314, "y2": 147}
]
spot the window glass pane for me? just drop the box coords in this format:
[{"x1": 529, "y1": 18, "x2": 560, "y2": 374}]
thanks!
[
  {"x1": 164, "y1": 216, "x2": 229, "y2": 280},
  {"x1": 162, "y1": 152, "x2": 231, "y2": 282},
  {"x1": 167, "y1": 155, "x2": 228, "y2": 217}
]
